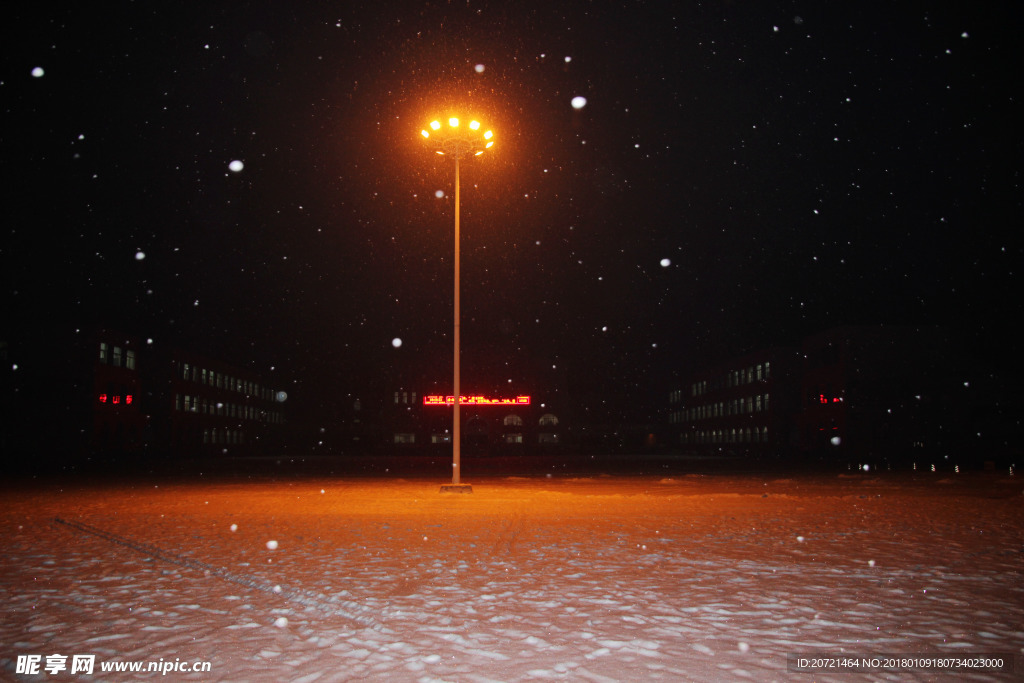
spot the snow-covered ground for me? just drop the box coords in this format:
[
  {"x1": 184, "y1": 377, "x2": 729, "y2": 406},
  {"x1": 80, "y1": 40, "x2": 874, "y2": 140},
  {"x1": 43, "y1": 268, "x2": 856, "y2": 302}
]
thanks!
[{"x1": 3, "y1": 469, "x2": 1022, "y2": 681}]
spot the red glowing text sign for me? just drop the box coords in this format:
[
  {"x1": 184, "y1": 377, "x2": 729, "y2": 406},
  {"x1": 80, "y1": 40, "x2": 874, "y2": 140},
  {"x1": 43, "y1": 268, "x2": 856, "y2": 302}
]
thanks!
[
  {"x1": 98, "y1": 394, "x2": 134, "y2": 405},
  {"x1": 423, "y1": 395, "x2": 530, "y2": 406}
]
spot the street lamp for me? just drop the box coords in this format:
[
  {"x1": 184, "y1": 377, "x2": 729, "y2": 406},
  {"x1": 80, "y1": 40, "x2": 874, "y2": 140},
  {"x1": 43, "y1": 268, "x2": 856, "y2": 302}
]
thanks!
[{"x1": 421, "y1": 116, "x2": 495, "y2": 493}]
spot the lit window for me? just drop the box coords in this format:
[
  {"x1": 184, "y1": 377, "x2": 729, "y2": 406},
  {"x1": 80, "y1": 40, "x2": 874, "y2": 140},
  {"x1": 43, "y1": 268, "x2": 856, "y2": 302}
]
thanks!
[
  {"x1": 539, "y1": 413, "x2": 559, "y2": 427},
  {"x1": 113, "y1": 346, "x2": 122, "y2": 367},
  {"x1": 99, "y1": 342, "x2": 108, "y2": 363},
  {"x1": 126, "y1": 350, "x2": 136, "y2": 370},
  {"x1": 504, "y1": 414, "x2": 524, "y2": 427}
]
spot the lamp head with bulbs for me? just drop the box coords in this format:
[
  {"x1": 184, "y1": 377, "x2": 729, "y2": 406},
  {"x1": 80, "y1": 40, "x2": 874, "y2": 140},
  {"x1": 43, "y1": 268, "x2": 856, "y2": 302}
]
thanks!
[{"x1": 421, "y1": 117, "x2": 494, "y2": 159}]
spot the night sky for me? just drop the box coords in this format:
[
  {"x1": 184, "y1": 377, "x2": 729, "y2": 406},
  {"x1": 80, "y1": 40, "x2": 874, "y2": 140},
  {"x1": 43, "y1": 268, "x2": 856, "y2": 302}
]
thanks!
[{"x1": 4, "y1": 2, "x2": 1021, "y2": 423}]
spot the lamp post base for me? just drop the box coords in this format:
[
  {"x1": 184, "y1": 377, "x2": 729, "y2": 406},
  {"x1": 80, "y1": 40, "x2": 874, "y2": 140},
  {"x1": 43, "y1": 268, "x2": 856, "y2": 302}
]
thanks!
[{"x1": 439, "y1": 484, "x2": 474, "y2": 494}]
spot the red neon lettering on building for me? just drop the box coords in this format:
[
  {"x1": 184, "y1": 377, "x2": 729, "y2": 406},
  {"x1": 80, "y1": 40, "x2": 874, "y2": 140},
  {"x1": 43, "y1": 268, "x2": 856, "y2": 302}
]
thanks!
[
  {"x1": 97, "y1": 394, "x2": 134, "y2": 405},
  {"x1": 423, "y1": 395, "x2": 531, "y2": 406}
]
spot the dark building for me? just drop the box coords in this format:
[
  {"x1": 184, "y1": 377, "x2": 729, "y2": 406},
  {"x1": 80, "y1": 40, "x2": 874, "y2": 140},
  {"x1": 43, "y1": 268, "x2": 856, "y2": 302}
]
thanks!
[
  {"x1": 796, "y1": 326, "x2": 962, "y2": 461},
  {"x1": 668, "y1": 347, "x2": 802, "y2": 456},
  {"x1": 2, "y1": 327, "x2": 286, "y2": 464},
  {"x1": 3, "y1": 327, "x2": 144, "y2": 460},
  {"x1": 669, "y1": 326, "x2": 979, "y2": 464},
  {"x1": 381, "y1": 389, "x2": 565, "y2": 455},
  {"x1": 91, "y1": 330, "x2": 147, "y2": 455},
  {"x1": 146, "y1": 348, "x2": 286, "y2": 458}
]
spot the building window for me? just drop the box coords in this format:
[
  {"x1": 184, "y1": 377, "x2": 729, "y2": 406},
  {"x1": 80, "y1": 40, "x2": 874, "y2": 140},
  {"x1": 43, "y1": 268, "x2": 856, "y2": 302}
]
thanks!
[
  {"x1": 539, "y1": 413, "x2": 559, "y2": 427},
  {"x1": 504, "y1": 433, "x2": 523, "y2": 444},
  {"x1": 504, "y1": 414, "x2": 524, "y2": 427},
  {"x1": 394, "y1": 433, "x2": 416, "y2": 444},
  {"x1": 99, "y1": 342, "x2": 108, "y2": 363},
  {"x1": 126, "y1": 350, "x2": 136, "y2": 370},
  {"x1": 112, "y1": 346, "x2": 122, "y2": 367}
]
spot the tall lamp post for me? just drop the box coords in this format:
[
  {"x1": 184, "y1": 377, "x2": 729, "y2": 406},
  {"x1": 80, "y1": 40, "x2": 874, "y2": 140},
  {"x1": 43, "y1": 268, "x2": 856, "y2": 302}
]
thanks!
[{"x1": 421, "y1": 117, "x2": 494, "y2": 493}]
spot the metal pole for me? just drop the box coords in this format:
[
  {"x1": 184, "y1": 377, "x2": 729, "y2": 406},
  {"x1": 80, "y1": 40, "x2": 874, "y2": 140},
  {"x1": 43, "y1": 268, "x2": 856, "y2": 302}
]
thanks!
[{"x1": 453, "y1": 155, "x2": 461, "y2": 485}]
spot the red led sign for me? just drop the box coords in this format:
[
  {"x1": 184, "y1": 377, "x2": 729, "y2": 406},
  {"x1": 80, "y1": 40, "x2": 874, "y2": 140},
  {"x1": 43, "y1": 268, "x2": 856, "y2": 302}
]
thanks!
[
  {"x1": 98, "y1": 394, "x2": 134, "y2": 405},
  {"x1": 423, "y1": 395, "x2": 530, "y2": 406}
]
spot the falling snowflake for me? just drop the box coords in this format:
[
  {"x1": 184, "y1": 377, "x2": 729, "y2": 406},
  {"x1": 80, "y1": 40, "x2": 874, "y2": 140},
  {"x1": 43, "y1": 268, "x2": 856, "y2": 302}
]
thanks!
[
  {"x1": 392, "y1": 337, "x2": 402, "y2": 348},
  {"x1": 228, "y1": 160, "x2": 244, "y2": 172},
  {"x1": 32, "y1": 67, "x2": 44, "y2": 78},
  {"x1": 571, "y1": 96, "x2": 587, "y2": 110}
]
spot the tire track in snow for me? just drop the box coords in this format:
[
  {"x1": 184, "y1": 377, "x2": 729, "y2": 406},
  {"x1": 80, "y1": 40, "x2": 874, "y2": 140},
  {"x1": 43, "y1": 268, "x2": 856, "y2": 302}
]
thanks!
[{"x1": 52, "y1": 517, "x2": 389, "y2": 633}]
